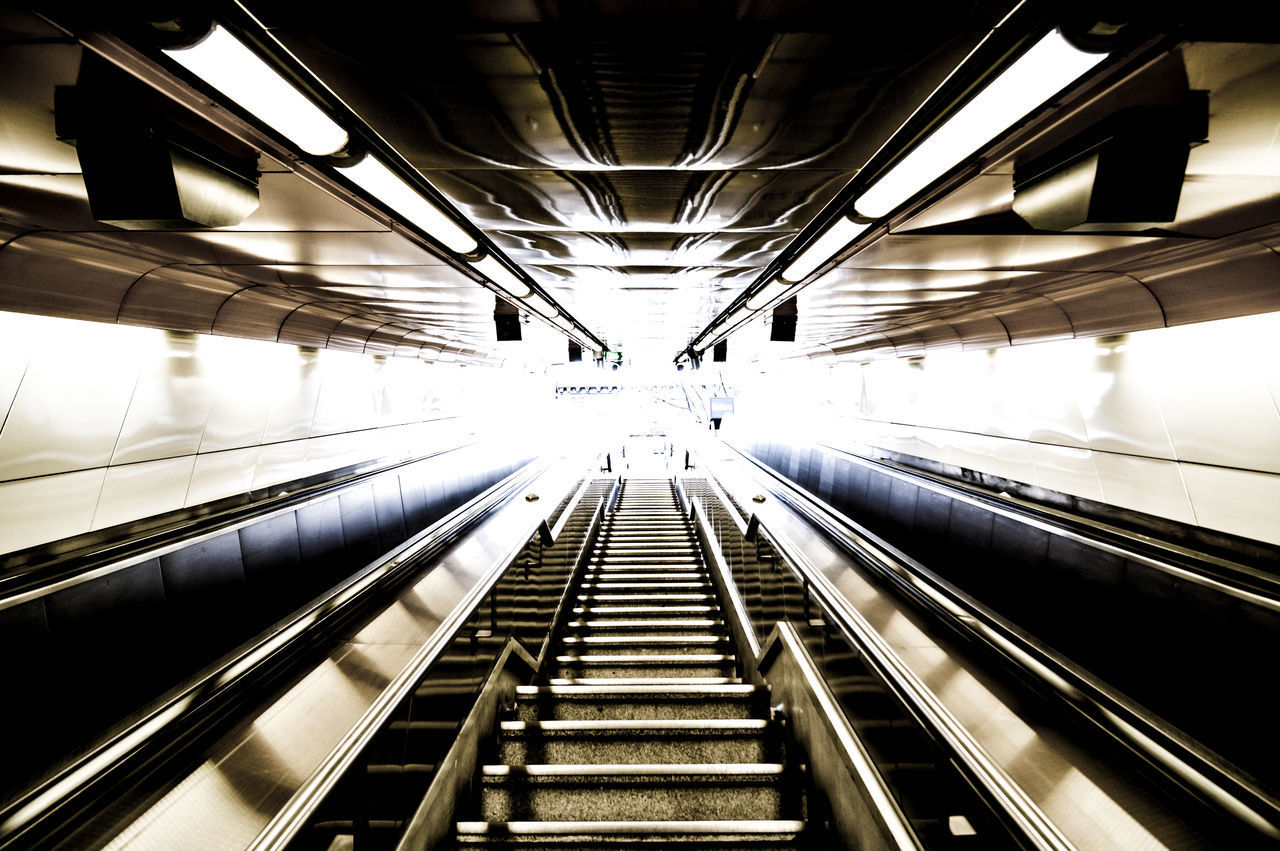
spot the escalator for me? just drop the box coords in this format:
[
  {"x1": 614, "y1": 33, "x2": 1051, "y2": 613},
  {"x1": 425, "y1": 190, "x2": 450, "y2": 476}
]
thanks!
[{"x1": 453, "y1": 478, "x2": 812, "y2": 847}]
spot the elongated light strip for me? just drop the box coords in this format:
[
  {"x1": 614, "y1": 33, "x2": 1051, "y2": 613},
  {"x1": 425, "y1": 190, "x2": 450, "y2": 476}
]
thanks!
[
  {"x1": 523, "y1": 292, "x2": 558, "y2": 318},
  {"x1": 855, "y1": 30, "x2": 1107, "y2": 219},
  {"x1": 552, "y1": 316, "x2": 575, "y2": 331},
  {"x1": 337, "y1": 156, "x2": 478, "y2": 254},
  {"x1": 471, "y1": 255, "x2": 531, "y2": 298},
  {"x1": 164, "y1": 24, "x2": 348, "y2": 157},
  {"x1": 780, "y1": 216, "x2": 869, "y2": 283},
  {"x1": 745, "y1": 278, "x2": 795, "y2": 311}
]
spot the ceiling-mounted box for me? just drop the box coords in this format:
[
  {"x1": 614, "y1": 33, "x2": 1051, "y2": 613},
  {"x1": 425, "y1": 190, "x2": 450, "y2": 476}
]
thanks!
[
  {"x1": 770, "y1": 295, "x2": 797, "y2": 342},
  {"x1": 57, "y1": 58, "x2": 260, "y2": 230},
  {"x1": 1012, "y1": 92, "x2": 1208, "y2": 232}
]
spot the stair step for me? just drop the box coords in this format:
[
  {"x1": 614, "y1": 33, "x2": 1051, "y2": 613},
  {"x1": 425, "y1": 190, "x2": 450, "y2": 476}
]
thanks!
[
  {"x1": 579, "y1": 581, "x2": 710, "y2": 591},
  {"x1": 572, "y1": 605, "x2": 718, "y2": 615},
  {"x1": 567, "y1": 619, "x2": 724, "y2": 630},
  {"x1": 555, "y1": 654, "x2": 736, "y2": 680},
  {"x1": 562, "y1": 635, "x2": 727, "y2": 648},
  {"x1": 478, "y1": 764, "x2": 788, "y2": 822},
  {"x1": 577, "y1": 593, "x2": 712, "y2": 602},
  {"x1": 499, "y1": 719, "x2": 773, "y2": 765},
  {"x1": 454, "y1": 818, "x2": 806, "y2": 845},
  {"x1": 547, "y1": 676, "x2": 742, "y2": 686},
  {"x1": 583, "y1": 573, "x2": 706, "y2": 584},
  {"x1": 512, "y1": 680, "x2": 768, "y2": 721}
]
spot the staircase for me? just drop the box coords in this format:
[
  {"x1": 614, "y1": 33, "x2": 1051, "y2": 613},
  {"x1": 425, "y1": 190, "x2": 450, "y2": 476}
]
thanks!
[{"x1": 455, "y1": 478, "x2": 808, "y2": 847}]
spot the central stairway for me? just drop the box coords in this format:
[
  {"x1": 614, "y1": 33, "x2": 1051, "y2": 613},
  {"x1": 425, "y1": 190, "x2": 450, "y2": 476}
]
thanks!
[{"x1": 455, "y1": 478, "x2": 809, "y2": 847}]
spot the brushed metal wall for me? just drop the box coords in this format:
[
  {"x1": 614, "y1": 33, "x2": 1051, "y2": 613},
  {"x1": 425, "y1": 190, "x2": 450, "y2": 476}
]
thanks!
[
  {"x1": 0, "y1": 311, "x2": 532, "y2": 554},
  {"x1": 723, "y1": 310, "x2": 1280, "y2": 545}
]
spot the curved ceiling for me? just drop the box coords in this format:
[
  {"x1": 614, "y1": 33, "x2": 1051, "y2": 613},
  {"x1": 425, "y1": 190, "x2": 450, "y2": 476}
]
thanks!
[{"x1": 1, "y1": 3, "x2": 1279, "y2": 367}]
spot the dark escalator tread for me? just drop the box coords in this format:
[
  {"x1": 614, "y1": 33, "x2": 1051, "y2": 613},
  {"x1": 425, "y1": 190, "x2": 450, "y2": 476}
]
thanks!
[
  {"x1": 454, "y1": 818, "x2": 807, "y2": 847},
  {"x1": 460, "y1": 479, "x2": 808, "y2": 848}
]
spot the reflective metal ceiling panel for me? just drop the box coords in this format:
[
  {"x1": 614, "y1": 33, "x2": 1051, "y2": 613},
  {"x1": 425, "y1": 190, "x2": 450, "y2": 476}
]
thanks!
[{"x1": 3, "y1": 5, "x2": 1280, "y2": 366}]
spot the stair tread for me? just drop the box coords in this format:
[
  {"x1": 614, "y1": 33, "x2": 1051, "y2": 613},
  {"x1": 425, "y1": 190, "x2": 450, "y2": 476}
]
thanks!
[
  {"x1": 455, "y1": 818, "x2": 806, "y2": 835},
  {"x1": 502, "y1": 719, "x2": 769, "y2": 732},
  {"x1": 518, "y1": 683, "x2": 762, "y2": 696},
  {"x1": 482, "y1": 763, "x2": 785, "y2": 777},
  {"x1": 547, "y1": 676, "x2": 742, "y2": 686}
]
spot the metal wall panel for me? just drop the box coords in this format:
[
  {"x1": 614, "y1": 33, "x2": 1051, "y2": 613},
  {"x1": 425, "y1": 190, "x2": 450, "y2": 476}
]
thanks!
[
  {"x1": 186, "y1": 447, "x2": 260, "y2": 507},
  {"x1": 252, "y1": 440, "x2": 308, "y2": 491},
  {"x1": 111, "y1": 333, "x2": 216, "y2": 466},
  {"x1": 211, "y1": 288, "x2": 310, "y2": 341},
  {"x1": 45, "y1": 558, "x2": 167, "y2": 644},
  {"x1": 1181, "y1": 462, "x2": 1280, "y2": 545},
  {"x1": 93, "y1": 456, "x2": 198, "y2": 531},
  {"x1": 399, "y1": 467, "x2": 429, "y2": 532},
  {"x1": 0, "y1": 338, "x2": 140, "y2": 480},
  {"x1": 116, "y1": 268, "x2": 247, "y2": 335},
  {"x1": 1028, "y1": 443, "x2": 1105, "y2": 503},
  {"x1": 1151, "y1": 318, "x2": 1280, "y2": 474},
  {"x1": 262, "y1": 356, "x2": 325, "y2": 445},
  {"x1": 372, "y1": 474, "x2": 408, "y2": 553},
  {"x1": 0, "y1": 467, "x2": 106, "y2": 553},
  {"x1": 296, "y1": 496, "x2": 349, "y2": 583},
  {"x1": 338, "y1": 484, "x2": 382, "y2": 567},
  {"x1": 239, "y1": 512, "x2": 305, "y2": 612},
  {"x1": 277, "y1": 305, "x2": 351, "y2": 349},
  {"x1": 946, "y1": 500, "x2": 993, "y2": 557},
  {"x1": 886, "y1": 476, "x2": 919, "y2": 534},
  {"x1": 159, "y1": 532, "x2": 248, "y2": 610},
  {"x1": 1093, "y1": 453, "x2": 1198, "y2": 525},
  {"x1": 0, "y1": 233, "x2": 153, "y2": 324}
]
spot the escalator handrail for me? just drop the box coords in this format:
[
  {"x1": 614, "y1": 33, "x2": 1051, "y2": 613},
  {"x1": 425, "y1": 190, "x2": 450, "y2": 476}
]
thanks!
[
  {"x1": 0, "y1": 439, "x2": 477, "y2": 609},
  {"x1": 687, "y1": 497, "x2": 761, "y2": 664},
  {"x1": 686, "y1": 491, "x2": 922, "y2": 850},
  {"x1": 605, "y1": 475, "x2": 623, "y2": 513},
  {"x1": 246, "y1": 464, "x2": 582, "y2": 850},
  {"x1": 719, "y1": 448, "x2": 1280, "y2": 842},
  {"x1": 538, "y1": 475, "x2": 597, "y2": 546},
  {"x1": 534, "y1": 496, "x2": 607, "y2": 669},
  {"x1": 0, "y1": 458, "x2": 550, "y2": 850},
  {"x1": 809, "y1": 440, "x2": 1280, "y2": 610},
  {"x1": 692, "y1": 469, "x2": 1076, "y2": 851}
]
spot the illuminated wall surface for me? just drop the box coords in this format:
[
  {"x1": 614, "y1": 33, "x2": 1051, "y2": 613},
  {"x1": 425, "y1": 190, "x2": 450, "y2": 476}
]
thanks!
[
  {"x1": 0, "y1": 311, "x2": 548, "y2": 555},
  {"x1": 726, "y1": 310, "x2": 1280, "y2": 546},
  {"x1": 3, "y1": 308, "x2": 1280, "y2": 554}
]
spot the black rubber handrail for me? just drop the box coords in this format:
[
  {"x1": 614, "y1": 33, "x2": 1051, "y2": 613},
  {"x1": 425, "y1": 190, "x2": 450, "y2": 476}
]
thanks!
[
  {"x1": 684, "y1": 471, "x2": 1073, "y2": 850},
  {"x1": 254, "y1": 477, "x2": 612, "y2": 850},
  {"x1": 716, "y1": 449, "x2": 1280, "y2": 843},
  {"x1": 0, "y1": 457, "x2": 551, "y2": 851},
  {"x1": 0, "y1": 439, "x2": 477, "y2": 608},
  {"x1": 809, "y1": 440, "x2": 1280, "y2": 604}
]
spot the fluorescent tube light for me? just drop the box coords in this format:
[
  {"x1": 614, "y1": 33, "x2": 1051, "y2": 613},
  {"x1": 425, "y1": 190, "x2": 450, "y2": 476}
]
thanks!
[
  {"x1": 553, "y1": 315, "x2": 575, "y2": 330},
  {"x1": 523, "y1": 292, "x2": 558, "y2": 318},
  {"x1": 164, "y1": 24, "x2": 348, "y2": 157},
  {"x1": 337, "y1": 156, "x2": 478, "y2": 254},
  {"x1": 746, "y1": 278, "x2": 795, "y2": 311},
  {"x1": 855, "y1": 30, "x2": 1107, "y2": 219},
  {"x1": 781, "y1": 217, "x2": 868, "y2": 282},
  {"x1": 471, "y1": 255, "x2": 531, "y2": 298}
]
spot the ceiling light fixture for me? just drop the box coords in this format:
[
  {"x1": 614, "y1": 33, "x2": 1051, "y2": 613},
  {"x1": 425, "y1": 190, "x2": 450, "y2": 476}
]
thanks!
[
  {"x1": 780, "y1": 217, "x2": 869, "y2": 283},
  {"x1": 163, "y1": 24, "x2": 349, "y2": 157},
  {"x1": 745, "y1": 278, "x2": 795, "y2": 311},
  {"x1": 523, "y1": 292, "x2": 558, "y2": 318},
  {"x1": 471, "y1": 255, "x2": 532, "y2": 298},
  {"x1": 335, "y1": 155, "x2": 478, "y2": 254},
  {"x1": 854, "y1": 30, "x2": 1108, "y2": 219}
]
